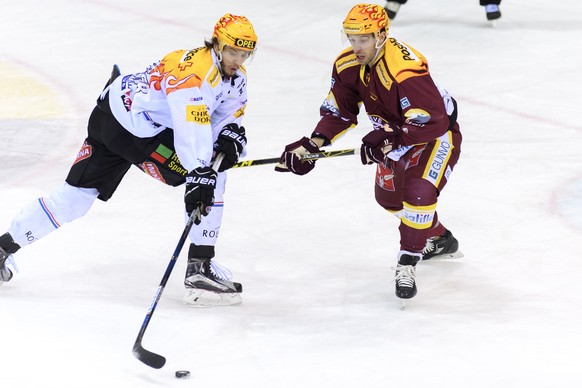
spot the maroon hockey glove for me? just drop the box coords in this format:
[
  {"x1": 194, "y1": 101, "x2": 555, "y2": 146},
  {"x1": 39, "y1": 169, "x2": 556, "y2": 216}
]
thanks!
[
  {"x1": 213, "y1": 124, "x2": 247, "y2": 172},
  {"x1": 360, "y1": 129, "x2": 395, "y2": 165},
  {"x1": 184, "y1": 167, "x2": 217, "y2": 223},
  {"x1": 274, "y1": 137, "x2": 321, "y2": 175}
]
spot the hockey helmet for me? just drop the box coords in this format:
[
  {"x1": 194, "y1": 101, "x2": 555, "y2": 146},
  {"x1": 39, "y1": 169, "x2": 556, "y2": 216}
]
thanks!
[
  {"x1": 342, "y1": 3, "x2": 389, "y2": 39},
  {"x1": 213, "y1": 14, "x2": 258, "y2": 52}
]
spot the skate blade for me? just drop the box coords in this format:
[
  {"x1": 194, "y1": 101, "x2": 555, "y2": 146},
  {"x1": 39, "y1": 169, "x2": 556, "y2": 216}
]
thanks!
[
  {"x1": 182, "y1": 289, "x2": 242, "y2": 307},
  {"x1": 425, "y1": 250, "x2": 464, "y2": 261}
]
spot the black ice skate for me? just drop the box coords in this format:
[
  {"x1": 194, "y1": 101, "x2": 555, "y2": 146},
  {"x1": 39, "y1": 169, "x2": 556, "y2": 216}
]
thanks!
[
  {"x1": 394, "y1": 253, "x2": 420, "y2": 301},
  {"x1": 0, "y1": 246, "x2": 14, "y2": 283},
  {"x1": 183, "y1": 258, "x2": 242, "y2": 307},
  {"x1": 485, "y1": 5, "x2": 502, "y2": 21},
  {"x1": 0, "y1": 233, "x2": 20, "y2": 284},
  {"x1": 422, "y1": 230, "x2": 464, "y2": 260},
  {"x1": 384, "y1": 1, "x2": 401, "y2": 20}
]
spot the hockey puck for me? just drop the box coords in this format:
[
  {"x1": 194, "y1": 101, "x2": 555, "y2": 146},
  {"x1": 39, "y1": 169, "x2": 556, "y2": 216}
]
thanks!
[{"x1": 175, "y1": 370, "x2": 190, "y2": 379}]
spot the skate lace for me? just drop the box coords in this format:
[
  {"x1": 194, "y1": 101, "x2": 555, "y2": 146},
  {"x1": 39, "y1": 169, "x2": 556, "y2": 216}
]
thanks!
[
  {"x1": 422, "y1": 238, "x2": 436, "y2": 255},
  {"x1": 393, "y1": 265, "x2": 416, "y2": 288},
  {"x1": 210, "y1": 261, "x2": 233, "y2": 281}
]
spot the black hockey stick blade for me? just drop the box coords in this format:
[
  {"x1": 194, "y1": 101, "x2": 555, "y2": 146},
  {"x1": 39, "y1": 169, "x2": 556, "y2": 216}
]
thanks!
[{"x1": 133, "y1": 342, "x2": 166, "y2": 369}]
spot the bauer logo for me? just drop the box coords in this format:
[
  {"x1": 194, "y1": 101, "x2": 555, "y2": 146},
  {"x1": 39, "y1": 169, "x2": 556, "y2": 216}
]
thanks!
[{"x1": 186, "y1": 105, "x2": 210, "y2": 124}]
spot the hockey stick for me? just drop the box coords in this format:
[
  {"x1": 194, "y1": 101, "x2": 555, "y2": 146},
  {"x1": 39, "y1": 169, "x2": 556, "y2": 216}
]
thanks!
[
  {"x1": 132, "y1": 155, "x2": 223, "y2": 369},
  {"x1": 231, "y1": 148, "x2": 356, "y2": 168}
]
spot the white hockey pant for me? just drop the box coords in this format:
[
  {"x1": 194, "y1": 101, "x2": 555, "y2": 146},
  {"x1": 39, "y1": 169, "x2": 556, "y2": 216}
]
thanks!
[
  {"x1": 8, "y1": 183, "x2": 99, "y2": 247},
  {"x1": 187, "y1": 171, "x2": 226, "y2": 247}
]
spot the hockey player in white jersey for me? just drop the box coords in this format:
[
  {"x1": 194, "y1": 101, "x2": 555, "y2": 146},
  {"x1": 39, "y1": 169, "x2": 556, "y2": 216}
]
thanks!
[{"x1": 0, "y1": 13, "x2": 258, "y2": 307}]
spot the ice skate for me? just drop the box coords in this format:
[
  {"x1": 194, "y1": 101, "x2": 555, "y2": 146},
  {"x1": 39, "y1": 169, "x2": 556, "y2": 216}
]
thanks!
[
  {"x1": 394, "y1": 253, "x2": 421, "y2": 306},
  {"x1": 0, "y1": 246, "x2": 14, "y2": 283},
  {"x1": 0, "y1": 233, "x2": 20, "y2": 284},
  {"x1": 384, "y1": 1, "x2": 401, "y2": 20},
  {"x1": 183, "y1": 258, "x2": 242, "y2": 307},
  {"x1": 422, "y1": 230, "x2": 464, "y2": 260},
  {"x1": 485, "y1": 5, "x2": 502, "y2": 21}
]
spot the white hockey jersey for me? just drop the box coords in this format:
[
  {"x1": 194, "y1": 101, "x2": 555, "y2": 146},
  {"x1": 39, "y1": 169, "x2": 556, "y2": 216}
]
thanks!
[{"x1": 108, "y1": 47, "x2": 248, "y2": 171}]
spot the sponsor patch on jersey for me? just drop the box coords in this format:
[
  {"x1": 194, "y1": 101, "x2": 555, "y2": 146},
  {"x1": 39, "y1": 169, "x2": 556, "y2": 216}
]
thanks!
[
  {"x1": 186, "y1": 105, "x2": 210, "y2": 124},
  {"x1": 73, "y1": 141, "x2": 92, "y2": 165},
  {"x1": 376, "y1": 162, "x2": 395, "y2": 191},
  {"x1": 336, "y1": 56, "x2": 358, "y2": 73},
  {"x1": 388, "y1": 38, "x2": 418, "y2": 61},
  {"x1": 422, "y1": 132, "x2": 453, "y2": 188},
  {"x1": 404, "y1": 108, "x2": 431, "y2": 124},
  {"x1": 400, "y1": 97, "x2": 410, "y2": 110},
  {"x1": 402, "y1": 202, "x2": 436, "y2": 230},
  {"x1": 150, "y1": 144, "x2": 173, "y2": 164},
  {"x1": 376, "y1": 62, "x2": 392, "y2": 90},
  {"x1": 321, "y1": 92, "x2": 340, "y2": 116},
  {"x1": 368, "y1": 114, "x2": 391, "y2": 131},
  {"x1": 138, "y1": 162, "x2": 166, "y2": 184},
  {"x1": 207, "y1": 68, "x2": 220, "y2": 88}
]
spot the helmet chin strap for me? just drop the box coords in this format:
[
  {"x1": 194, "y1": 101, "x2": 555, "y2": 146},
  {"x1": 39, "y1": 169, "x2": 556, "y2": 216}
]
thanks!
[{"x1": 371, "y1": 35, "x2": 387, "y2": 63}]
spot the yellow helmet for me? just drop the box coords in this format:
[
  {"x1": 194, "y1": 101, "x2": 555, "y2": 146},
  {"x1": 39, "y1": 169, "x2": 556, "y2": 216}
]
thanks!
[
  {"x1": 213, "y1": 14, "x2": 258, "y2": 52},
  {"x1": 342, "y1": 4, "x2": 389, "y2": 39}
]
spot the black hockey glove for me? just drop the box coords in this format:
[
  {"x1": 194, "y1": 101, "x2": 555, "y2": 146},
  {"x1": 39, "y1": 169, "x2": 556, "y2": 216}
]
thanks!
[
  {"x1": 213, "y1": 124, "x2": 247, "y2": 172},
  {"x1": 274, "y1": 137, "x2": 321, "y2": 175},
  {"x1": 360, "y1": 129, "x2": 395, "y2": 165},
  {"x1": 184, "y1": 167, "x2": 217, "y2": 223}
]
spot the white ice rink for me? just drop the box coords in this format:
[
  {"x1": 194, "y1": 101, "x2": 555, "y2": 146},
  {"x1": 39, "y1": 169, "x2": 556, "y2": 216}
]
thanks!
[{"x1": 1, "y1": 0, "x2": 582, "y2": 387}]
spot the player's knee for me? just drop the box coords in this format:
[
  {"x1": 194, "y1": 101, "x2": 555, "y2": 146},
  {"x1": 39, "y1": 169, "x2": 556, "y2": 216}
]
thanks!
[
  {"x1": 403, "y1": 178, "x2": 438, "y2": 207},
  {"x1": 48, "y1": 183, "x2": 99, "y2": 223}
]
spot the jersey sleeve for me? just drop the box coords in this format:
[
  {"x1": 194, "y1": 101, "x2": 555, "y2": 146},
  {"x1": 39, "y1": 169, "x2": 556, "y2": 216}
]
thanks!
[{"x1": 312, "y1": 53, "x2": 362, "y2": 145}]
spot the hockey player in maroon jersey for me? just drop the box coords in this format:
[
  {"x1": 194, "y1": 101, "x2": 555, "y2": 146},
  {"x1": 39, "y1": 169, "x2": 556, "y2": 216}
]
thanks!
[
  {"x1": 276, "y1": 3, "x2": 463, "y2": 301},
  {"x1": 1, "y1": 14, "x2": 258, "y2": 307}
]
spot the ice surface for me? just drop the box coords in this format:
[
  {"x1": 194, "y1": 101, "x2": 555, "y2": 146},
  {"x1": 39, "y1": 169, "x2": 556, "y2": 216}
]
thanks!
[{"x1": 1, "y1": 0, "x2": 582, "y2": 387}]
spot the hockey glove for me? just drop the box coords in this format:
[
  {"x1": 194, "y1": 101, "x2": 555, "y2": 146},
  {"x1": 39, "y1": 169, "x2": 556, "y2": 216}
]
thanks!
[
  {"x1": 274, "y1": 137, "x2": 321, "y2": 176},
  {"x1": 213, "y1": 124, "x2": 247, "y2": 172},
  {"x1": 184, "y1": 167, "x2": 217, "y2": 223},
  {"x1": 360, "y1": 129, "x2": 395, "y2": 165}
]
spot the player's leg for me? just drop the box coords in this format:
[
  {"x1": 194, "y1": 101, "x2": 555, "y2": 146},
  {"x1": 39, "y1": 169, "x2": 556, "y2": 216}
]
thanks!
[
  {"x1": 395, "y1": 131, "x2": 461, "y2": 299},
  {"x1": 0, "y1": 106, "x2": 132, "y2": 283},
  {"x1": 480, "y1": 0, "x2": 502, "y2": 21},
  {"x1": 383, "y1": 0, "x2": 408, "y2": 20},
  {"x1": 183, "y1": 173, "x2": 242, "y2": 306}
]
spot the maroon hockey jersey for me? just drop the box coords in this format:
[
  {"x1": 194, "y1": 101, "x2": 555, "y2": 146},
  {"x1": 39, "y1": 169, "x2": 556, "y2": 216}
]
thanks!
[{"x1": 312, "y1": 37, "x2": 461, "y2": 149}]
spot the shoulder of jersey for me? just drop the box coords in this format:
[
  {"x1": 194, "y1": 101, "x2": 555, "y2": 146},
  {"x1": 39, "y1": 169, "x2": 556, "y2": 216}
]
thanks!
[
  {"x1": 334, "y1": 47, "x2": 360, "y2": 75},
  {"x1": 160, "y1": 48, "x2": 221, "y2": 92},
  {"x1": 382, "y1": 37, "x2": 429, "y2": 83}
]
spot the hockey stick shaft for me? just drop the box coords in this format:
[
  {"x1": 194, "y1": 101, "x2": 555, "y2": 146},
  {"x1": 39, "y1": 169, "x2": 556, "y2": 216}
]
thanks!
[
  {"x1": 132, "y1": 211, "x2": 196, "y2": 369},
  {"x1": 231, "y1": 148, "x2": 356, "y2": 168},
  {"x1": 132, "y1": 155, "x2": 223, "y2": 369}
]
